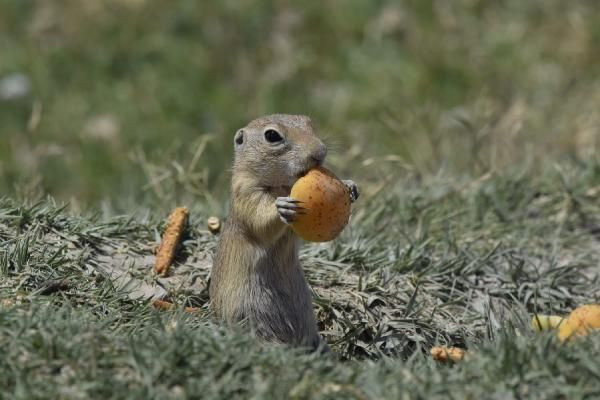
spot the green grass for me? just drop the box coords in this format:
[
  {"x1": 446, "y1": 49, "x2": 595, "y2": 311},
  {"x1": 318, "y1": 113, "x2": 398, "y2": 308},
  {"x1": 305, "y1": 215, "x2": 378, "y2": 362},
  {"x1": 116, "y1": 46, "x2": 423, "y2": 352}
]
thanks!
[
  {"x1": 2, "y1": 1, "x2": 600, "y2": 398},
  {"x1": 1, "y1": 1, "x2": 600, "y2": 208},
  {"x1": 1, "y1": 161, "x2": 599, "y2": 398},
  {"x1": 2, "y1": 303, "x2": 600, "y2": 399}
]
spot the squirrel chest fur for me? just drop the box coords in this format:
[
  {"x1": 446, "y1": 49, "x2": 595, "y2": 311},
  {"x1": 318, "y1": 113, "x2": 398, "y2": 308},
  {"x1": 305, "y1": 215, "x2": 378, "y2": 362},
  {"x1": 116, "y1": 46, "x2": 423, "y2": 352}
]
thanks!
[{"x1": 209, "y1": 114, "x2": 329, "y2": 349}]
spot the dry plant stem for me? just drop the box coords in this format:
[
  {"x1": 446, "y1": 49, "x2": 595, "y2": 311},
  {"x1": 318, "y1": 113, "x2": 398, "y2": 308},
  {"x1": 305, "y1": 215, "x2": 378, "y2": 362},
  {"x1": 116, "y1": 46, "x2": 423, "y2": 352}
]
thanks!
[
  {"x1": 152, "y1": 299, "x2": 200, "y2": 314},
  {"x1": 431, "y1": 346, "x2": 467, "y2": 363},
  {"x1": 154, "y1": 207, "x2": 189, "y2": 276}
]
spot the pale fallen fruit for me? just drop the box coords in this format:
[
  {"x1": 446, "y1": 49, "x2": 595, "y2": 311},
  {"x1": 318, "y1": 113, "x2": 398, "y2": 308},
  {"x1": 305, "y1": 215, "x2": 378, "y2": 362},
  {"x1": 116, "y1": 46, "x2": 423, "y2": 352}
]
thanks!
[
  {"x1": 290, "y1": 167, "x2": 351, "y2": 242},
  {"x1": 531, "y1": 314, "x2": 564, "y2": 332},
  {"x1": 207, "y1": 216, "x2": 221, "y2": 234},
  {"x1": 557, "y1": 304, "x2": 600, "y2": 342}
]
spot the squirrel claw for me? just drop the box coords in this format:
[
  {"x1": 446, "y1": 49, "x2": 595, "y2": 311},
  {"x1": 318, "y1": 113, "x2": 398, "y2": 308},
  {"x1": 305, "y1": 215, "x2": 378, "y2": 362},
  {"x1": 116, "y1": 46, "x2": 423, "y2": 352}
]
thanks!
[
  {"x1": 276, "y1": 196, "x2": 304, "y2": 224},
  {"x1": 342, "y1": 180, "x2": 359, "y2": 202}
]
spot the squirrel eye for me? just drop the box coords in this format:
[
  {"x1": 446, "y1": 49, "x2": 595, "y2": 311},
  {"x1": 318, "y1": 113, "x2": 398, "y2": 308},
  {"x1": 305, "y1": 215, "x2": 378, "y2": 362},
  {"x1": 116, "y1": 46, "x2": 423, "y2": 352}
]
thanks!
[
  {"x1": 264, "y1": 129, "x2": 283, "y2": 143},
  {"x1": 234, "y1": 129, "x2": 244, "y2": 145}
]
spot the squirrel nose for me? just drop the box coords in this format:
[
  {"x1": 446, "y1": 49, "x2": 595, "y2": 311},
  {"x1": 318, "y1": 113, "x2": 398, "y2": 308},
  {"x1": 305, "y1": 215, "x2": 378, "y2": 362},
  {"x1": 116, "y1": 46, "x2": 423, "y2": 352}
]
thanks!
[{"x1": 310, "y1": 143, "x2": 327, "y2": 165}]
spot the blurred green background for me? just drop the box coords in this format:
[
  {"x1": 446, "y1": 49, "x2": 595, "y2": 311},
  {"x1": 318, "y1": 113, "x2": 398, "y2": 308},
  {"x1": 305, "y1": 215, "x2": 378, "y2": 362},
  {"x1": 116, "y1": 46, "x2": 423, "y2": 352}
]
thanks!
[{"x1": 1, "y1": 0, "x2": 599, "y2": 212}]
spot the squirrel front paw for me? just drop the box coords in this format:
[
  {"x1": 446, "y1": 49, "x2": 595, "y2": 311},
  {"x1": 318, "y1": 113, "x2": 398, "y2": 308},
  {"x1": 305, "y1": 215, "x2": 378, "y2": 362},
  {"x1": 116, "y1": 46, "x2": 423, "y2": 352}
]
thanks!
[
  {"x1": 275, "y1": 197, "x2": 305, "y2": 224},
  {"x1": 342, "y1": 180, "x2": 360, "y2": 203}
]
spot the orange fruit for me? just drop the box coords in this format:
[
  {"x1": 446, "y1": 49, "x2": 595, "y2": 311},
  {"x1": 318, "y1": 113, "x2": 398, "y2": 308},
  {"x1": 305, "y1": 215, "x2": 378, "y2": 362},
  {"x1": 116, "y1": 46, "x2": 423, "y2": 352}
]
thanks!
[
  {"x1": 557, "y1": 304, "x2": 600, "y2": 342},
  {"x1": 290, "y1": 167, "x2": 351, "y2": 242}
]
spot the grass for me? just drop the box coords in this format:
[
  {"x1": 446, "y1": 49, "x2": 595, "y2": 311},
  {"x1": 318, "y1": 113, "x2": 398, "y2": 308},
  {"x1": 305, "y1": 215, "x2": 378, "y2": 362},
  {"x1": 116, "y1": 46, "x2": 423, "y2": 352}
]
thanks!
[
  {"x1": 1, "y1": 1, "x2": 600, "y2": 208},
  {"x1": 1, "y1": 160, "x2": 599, "y2": 398},
  {"x1": 2, "y1": 1, "x2": 600, "y2": 398}
]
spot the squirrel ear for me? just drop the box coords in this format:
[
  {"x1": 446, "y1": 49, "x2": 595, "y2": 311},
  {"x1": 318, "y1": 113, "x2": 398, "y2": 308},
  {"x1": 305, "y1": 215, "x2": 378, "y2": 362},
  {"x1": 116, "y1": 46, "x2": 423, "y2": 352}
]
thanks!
[{"x1": 234, "y1": 129, "x2": 244, "y2": 146}]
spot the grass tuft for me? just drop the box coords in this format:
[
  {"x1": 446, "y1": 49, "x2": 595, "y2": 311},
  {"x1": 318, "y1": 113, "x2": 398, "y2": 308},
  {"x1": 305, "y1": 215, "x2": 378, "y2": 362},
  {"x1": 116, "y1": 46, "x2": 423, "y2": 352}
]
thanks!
[{"x1": 1, "y1": 161, "x2": 599, "y2": 397}]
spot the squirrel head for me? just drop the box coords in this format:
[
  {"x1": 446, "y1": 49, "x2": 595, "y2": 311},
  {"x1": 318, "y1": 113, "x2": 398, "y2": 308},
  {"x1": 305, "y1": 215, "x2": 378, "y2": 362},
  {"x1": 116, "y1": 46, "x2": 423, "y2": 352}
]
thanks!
[{"x1": 232, "y1": 114, "x2": 327, "y2": 190}]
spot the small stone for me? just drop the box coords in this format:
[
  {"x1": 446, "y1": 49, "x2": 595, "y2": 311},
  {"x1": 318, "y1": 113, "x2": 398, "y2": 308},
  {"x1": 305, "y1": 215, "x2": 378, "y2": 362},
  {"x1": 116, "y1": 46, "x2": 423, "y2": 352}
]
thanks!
[{"x1": 0, "y1": 73, "x2": 31, "y2": 100}]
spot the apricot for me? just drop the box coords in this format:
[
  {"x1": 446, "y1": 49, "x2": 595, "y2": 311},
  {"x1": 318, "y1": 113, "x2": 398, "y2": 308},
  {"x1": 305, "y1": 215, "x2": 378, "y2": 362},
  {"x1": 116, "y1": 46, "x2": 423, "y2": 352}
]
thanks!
[
  {"x1": 290, "y1": 167, "x2": 351, "y2": 242},
  {"x1": 557, "y1": 304, "x2": 600, "y2": 342}
]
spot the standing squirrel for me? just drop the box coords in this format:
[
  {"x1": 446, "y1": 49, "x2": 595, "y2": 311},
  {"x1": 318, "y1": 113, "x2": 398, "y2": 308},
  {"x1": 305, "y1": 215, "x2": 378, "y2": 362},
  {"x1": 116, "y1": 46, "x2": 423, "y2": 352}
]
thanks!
[{"x1": 209, "y1": 114, "x2": 358, "y2": 350}]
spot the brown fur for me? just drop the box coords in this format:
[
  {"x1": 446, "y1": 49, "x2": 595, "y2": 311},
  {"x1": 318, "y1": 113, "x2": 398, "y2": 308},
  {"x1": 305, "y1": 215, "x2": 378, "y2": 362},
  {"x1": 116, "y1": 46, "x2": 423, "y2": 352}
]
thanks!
[{"x1": 209, "y1": 114, "x2": 326, "y2": 349}]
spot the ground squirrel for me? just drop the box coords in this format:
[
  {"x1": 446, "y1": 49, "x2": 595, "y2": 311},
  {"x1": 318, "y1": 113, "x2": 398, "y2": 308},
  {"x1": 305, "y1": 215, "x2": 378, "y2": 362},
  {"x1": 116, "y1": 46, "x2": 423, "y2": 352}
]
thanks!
[{"x1": 209, "y1": 114, "x2": 358, "y2": 350}]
